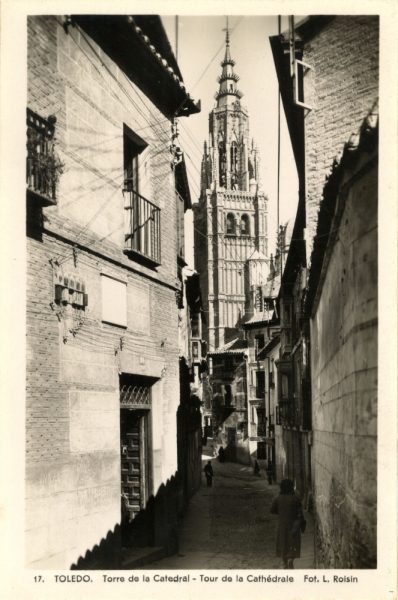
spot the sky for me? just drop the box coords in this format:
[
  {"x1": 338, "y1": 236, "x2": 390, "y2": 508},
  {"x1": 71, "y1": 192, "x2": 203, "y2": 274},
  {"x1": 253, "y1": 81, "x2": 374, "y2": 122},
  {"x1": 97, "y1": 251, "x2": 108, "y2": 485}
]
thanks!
[{"x1": 162, "y1": 15, "x2": 299, "y2": 267}]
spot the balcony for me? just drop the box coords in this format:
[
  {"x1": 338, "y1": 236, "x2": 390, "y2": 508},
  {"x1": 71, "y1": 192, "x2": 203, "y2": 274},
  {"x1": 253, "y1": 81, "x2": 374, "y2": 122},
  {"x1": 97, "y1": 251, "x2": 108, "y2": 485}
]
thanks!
[
  {"x1": 123, "y1": 187, "x2": 161, "y2": 265},
  {"x1": 26, "y1": 108, "x2": 63, "y2": 206}
]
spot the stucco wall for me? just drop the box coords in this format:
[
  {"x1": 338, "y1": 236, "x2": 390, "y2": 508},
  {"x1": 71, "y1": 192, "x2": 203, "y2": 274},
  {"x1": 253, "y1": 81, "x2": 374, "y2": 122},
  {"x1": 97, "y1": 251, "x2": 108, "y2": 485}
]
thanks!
[{"x1": 310, "y1": 160, "x2": 377, "y2": 567}]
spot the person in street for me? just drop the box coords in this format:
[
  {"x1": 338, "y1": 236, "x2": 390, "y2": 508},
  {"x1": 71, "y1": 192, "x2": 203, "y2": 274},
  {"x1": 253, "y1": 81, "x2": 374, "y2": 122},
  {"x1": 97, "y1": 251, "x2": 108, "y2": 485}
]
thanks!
[
  {"x1": 204, "y1": 460, "x2": 214, "y2": 487},
  {"x1": 270, "y1": 478, "x2": 303, "y2": 569},
  {"x1": 253, "y1": 459, "x2": 261, "y2": 476},
  {"x1": 218, "y1": 446, "x2": 225, "y2": 463},
  {"x1": 266, "y1": 460, "x2": 273, "y2": 484}
]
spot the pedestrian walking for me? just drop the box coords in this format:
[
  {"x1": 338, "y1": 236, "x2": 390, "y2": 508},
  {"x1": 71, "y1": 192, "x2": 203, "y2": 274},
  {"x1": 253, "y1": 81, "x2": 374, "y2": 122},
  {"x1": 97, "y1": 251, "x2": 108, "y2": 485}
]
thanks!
[
  {"x1": 270, "y1": 478, "x2": 305, "y2": 569},
  {"x1": 218, "y1": 446, "x2": 225, "y2": 463},
  {"x1": 204, "y1": 460, "x2": 214, "y2": 487},
  {"x1": 253, "y1": 459, "x2": 261, "y2": 477}
]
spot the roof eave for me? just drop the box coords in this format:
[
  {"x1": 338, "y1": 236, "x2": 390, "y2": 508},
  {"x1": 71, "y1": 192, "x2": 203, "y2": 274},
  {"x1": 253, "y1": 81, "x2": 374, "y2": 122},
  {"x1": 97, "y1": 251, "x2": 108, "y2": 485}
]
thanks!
[{"x1": 71, "y1": 15, "x2": 201, "y2": 120}]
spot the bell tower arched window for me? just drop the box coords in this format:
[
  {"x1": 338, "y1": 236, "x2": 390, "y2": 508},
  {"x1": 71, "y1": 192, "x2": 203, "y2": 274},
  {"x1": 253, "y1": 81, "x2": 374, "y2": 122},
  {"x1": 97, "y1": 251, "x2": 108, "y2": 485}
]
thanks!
[
  {"x1": 226, "y1": 213, "x2": 236, "y2": 236},
  {"x1": 240, "y1": 214, "x2": 250, "y2": 236},
  {"x1": 230, "y1": 141, "x2": 238, "y2": 176},
  {"x1": 219, "y1": 140, "x2": 226, "y2": 186}
]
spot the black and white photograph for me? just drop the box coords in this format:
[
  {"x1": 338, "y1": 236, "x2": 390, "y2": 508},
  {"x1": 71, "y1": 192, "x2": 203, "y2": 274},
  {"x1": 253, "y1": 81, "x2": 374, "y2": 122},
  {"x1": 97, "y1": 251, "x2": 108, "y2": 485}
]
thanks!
[{"x1": 0, "y1": 1, "x2": 397, "y2": 599}]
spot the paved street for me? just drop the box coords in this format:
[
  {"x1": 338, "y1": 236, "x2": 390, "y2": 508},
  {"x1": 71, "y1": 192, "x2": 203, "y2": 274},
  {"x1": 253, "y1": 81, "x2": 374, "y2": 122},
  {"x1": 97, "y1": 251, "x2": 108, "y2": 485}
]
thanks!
[{"x1": 148, "y1": 446, "x2": 314, "y2": 569}]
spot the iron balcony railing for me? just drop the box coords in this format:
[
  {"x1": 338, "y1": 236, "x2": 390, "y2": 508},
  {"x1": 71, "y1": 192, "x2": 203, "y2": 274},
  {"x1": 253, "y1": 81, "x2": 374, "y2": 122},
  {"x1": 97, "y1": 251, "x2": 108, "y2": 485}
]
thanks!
[
  {"x1": 26, "y1": 108, "x2": 62, "y2": 205},
  {"x1": 123, "y1": 187, "x2": 161, "y2": 264}
]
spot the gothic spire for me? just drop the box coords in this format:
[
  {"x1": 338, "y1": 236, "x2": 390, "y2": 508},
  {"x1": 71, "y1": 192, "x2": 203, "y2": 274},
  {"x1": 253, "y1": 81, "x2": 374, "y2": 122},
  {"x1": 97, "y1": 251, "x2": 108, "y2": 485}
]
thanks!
[{"x1": 215, "y1": 23, "x2": 243, "y2": 107}]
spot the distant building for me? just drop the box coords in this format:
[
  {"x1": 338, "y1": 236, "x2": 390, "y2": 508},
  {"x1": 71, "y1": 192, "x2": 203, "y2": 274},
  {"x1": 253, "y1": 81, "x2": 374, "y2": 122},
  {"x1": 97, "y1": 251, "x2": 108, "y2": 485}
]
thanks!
[
  {"x1": 177, "y1": 268, "x2": 207, "y2": 504},
  {"x1": 194, "y1": 28, "x2": 269, "y2": 462},
  {"x1": 243, "y1": 246, "x2": 283, "y2": 470},
  {"x1": 26, "y1": 14, "x2": 200, "y2": 568},
  {"x1": 270, "y1": 15, "x2": 378, "y2": 567},
  {"x1": 194, "y1": 28, "x2": 268, "y2": 351}
]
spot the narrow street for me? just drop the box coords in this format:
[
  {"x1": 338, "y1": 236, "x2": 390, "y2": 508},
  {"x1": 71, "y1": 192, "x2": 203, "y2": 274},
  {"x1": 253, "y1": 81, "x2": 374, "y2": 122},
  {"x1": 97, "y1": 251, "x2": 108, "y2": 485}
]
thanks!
[{"x1": 148, "y1": 444, "x2": 314, "y2": 569}]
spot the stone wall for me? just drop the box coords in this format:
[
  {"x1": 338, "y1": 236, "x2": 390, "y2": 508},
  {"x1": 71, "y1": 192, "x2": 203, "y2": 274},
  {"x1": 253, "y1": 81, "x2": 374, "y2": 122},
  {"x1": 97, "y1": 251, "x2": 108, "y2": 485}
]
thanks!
[
  {"x1": 26, "y1": 16, "x2": 181, "y2": 568},
  {"x1": 310, "y1": 158, "x2": 377, "y2": 568}
]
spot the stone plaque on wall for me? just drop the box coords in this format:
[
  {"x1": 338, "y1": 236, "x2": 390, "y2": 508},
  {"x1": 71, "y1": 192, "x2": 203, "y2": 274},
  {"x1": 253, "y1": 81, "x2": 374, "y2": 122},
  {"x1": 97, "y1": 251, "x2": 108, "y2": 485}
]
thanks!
[{"x1": 127, "y1": 281, "x2": 150, "y2": 335}]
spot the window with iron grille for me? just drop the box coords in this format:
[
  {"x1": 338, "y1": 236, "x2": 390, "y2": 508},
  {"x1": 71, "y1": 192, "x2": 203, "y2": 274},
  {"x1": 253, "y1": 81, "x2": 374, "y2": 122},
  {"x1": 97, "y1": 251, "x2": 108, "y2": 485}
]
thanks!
[
  {"x1": 123, "y1": 124, "x2": 161, "y2": 265},
  {"x1": 119, "y1": 374, "x2": 154, "y2": 409}
]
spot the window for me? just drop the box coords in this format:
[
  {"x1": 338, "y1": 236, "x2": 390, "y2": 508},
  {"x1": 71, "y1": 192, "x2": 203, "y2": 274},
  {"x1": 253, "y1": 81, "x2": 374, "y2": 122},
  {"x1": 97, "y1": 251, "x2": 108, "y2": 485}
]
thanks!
[
  {"x1": 191, "y1": 312, "x2": 200, "y2": 338},
  {"x1": 219, "y1": 140, "x2": 226, "y2": 186},
  {"x1": 294, "y1": 59, "x2": 313, "y2": 111},
  {"x1": 281, "y1": 373, "x2": 289, "y2": 400},
  {"x1": 123, "y1": 124, "x2": 146, "y2": 191},
  {"x1": 101, "y1": 275, "x2": 127, "y2": 327},
  {"x1": 269, "y1": 370, "x2": 275, "y2": 389},
  {"x1": 264, "y1": 298, "x2": 273, "y2": 313},
  {"x1": 192, "y1": 340, "x2": 201, "y2": 361},
  {"x1": 240, "y1": 214, "x2": 250, "y2": 236},
  {"x1": 208, "y1": 357, "x2": 213, "y2": 375},
  {"x1": 26, "y1": 108, "x2": 63, "y2": 206},
  {"x1": 225, "y1": 384, "x2": 232, "y2": 407},
  {"x1": 230, "y1": 141, "x2": 238, "y2": 174},
  {"x1": 226, "y1": 213, "x2": 236, "y2": 236},
  {"x1": 255, "y1": 334, "x2": 265, "y2": 359},
  {"x1": 255, "y1": 371, "x2": 265, "y2": 398},
  {"x1": 123, "y1": 125, "x2": 160, "y2": 264}
]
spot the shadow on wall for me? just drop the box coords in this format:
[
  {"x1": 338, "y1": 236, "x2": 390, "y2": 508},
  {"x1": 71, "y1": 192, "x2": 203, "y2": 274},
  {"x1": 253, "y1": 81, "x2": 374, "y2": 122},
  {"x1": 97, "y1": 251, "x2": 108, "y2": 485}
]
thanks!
[{"x1": 70, "y1": 473, "x2": 183, "y2": 570}]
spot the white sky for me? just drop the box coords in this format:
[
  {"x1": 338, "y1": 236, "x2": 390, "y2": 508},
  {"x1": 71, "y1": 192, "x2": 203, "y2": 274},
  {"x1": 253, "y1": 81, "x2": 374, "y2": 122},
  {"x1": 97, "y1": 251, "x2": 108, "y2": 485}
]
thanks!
[{"x1": 162, "y1": 15, "x2": 299, "y2": 267}]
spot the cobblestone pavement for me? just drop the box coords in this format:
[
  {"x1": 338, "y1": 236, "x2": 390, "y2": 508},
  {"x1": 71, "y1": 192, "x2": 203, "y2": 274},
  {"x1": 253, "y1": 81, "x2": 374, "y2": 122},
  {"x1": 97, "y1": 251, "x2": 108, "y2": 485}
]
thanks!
[{"x1": 148, "y1": 452, "x2": 315, "y2": 570}]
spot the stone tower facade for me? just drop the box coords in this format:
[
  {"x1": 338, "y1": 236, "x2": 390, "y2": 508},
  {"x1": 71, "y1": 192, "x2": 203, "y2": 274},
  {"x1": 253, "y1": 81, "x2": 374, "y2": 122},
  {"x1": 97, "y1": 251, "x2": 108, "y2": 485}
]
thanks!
[{"x1": 194, "y1": 29, "x2": 268, "y2": 351}]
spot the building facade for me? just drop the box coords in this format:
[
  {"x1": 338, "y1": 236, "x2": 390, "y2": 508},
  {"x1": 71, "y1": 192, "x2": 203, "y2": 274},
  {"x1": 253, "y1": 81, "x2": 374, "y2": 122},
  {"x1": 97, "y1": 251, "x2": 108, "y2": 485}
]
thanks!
[
  {"x1": 270, "y1": 15, "x2": 378, "y2": 567},
  {"x1": 177, "y1": 268, "x2": 207, "y2": 506},
  {"x1": 26, "y1": 15, "x2": 199, "y2": 569}
]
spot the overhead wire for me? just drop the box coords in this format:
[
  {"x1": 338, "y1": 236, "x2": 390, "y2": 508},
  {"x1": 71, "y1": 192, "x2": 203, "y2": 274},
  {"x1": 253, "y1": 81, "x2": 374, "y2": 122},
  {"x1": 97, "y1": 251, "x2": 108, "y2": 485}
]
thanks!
[
  {"x1": 51, "y1": 19, "x2": 177, "y2": 266},
  {"x1": 51, "y1": 17, "x2": 253, "y2": 285}
]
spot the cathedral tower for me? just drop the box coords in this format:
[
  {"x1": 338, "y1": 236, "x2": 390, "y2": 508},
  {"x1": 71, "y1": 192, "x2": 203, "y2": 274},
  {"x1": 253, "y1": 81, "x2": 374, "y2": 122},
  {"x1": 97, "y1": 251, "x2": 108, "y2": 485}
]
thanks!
[{"x1": 194, "y1": 28, "x2": 268, "y2": 351}]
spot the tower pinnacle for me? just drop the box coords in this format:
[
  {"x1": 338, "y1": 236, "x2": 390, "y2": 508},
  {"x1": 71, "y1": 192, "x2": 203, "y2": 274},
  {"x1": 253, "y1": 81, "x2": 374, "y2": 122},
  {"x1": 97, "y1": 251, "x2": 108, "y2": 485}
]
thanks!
[{"x1": 215, "y1": 22, "x2": 243, "y2": 107}]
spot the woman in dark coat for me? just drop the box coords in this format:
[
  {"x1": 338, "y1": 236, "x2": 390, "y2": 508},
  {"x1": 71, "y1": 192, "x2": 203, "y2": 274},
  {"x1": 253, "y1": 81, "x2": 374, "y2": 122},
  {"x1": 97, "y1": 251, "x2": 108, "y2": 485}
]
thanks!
[{"x1": 270, "y1": 478, "x2": 303, "y2": 568}]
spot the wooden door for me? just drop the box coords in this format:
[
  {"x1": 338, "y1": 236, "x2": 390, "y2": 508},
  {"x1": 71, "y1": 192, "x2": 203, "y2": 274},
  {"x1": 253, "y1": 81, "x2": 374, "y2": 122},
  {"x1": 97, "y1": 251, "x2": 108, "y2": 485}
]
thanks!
[{"x1": 120, "y1": 410, "x2": 148, "y2": 521}]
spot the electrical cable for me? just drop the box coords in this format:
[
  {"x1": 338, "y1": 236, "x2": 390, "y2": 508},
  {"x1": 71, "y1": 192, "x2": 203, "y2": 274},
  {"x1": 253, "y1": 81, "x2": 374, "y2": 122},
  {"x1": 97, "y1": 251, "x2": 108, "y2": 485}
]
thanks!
[{"x1": 190, "y1": 16, "x2": 244, "y2": 91}]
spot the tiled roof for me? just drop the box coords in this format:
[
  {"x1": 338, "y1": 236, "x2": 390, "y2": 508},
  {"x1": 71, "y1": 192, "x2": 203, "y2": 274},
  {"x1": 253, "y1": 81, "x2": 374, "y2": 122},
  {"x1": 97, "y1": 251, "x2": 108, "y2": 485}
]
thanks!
[
  {"x1": 262, "y1": 274, "x2": 280, "y2": 299},
  {"x1": 208, "y1": 338, "x2": 247, "y2": 356},
  {"x1": 244, "y1": 313, "x2": 272, "y2": 326},
  {"x1": 248, "y1": 249, "x2": 268, "y2": 261},
  {"x1": 257, "y1": 335, "x2": 280, "y2": 359}
]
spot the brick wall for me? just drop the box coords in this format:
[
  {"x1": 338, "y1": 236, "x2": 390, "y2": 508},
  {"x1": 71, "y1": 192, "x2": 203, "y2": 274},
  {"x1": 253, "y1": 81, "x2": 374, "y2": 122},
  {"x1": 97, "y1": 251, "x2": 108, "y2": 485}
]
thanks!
[
  {"x1": 303, "y1": 16, "x2": 379, "y2": 258},
  {"x1": 26, "y1": 16, "x2": 182, "y2": 568}
]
